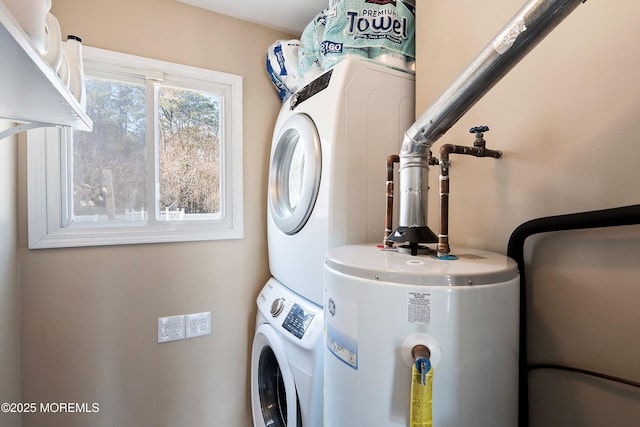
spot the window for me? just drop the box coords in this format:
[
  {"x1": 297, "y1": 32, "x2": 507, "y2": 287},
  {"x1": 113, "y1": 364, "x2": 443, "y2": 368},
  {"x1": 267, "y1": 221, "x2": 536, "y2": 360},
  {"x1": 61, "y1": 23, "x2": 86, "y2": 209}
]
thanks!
[{"x1": 27, "y1": 47, "x2": 243, "y2": 248}]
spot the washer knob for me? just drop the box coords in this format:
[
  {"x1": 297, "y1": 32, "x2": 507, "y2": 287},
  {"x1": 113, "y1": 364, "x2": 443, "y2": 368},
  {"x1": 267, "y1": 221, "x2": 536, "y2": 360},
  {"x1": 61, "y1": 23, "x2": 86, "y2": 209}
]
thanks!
[{"x1": 270, "y1": 298, "x2": 285, "y2": 317}]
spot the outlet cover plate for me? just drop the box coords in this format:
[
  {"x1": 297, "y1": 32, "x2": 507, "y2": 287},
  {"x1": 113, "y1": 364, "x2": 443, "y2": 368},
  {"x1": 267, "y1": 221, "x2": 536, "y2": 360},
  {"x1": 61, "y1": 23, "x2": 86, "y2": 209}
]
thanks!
[
  {"x1": 158, "y1": 315, "x2": 185, "y2": 343},
  {"x1": 185, "y1": 311, "x2": 211, "y2": 338}
]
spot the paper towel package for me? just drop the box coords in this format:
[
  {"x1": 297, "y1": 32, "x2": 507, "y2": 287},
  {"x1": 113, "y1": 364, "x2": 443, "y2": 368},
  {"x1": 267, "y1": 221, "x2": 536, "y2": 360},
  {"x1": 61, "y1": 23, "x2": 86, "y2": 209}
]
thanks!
[
  {"x1": 321, "y1": 0, "x2": 415, "y2": 70},
  {"x1": 298, "y1": 11, "x2": 327, "y2": 86},
  {"x1": 266, "y1": 40, "x2": 300, "y2": 102},
  {"x1": 265, "y1": 0, "x2": 416, "y2": 101}
]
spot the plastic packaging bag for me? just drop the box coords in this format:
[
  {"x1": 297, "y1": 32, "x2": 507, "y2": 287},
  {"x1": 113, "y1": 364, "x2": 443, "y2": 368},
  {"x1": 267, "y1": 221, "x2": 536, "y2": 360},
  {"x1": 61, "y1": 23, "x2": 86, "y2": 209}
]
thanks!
[
  {"x1": 266, "y1": 39, "x2": 301, "y2": 102},
  {"x1": 298, "y1": 11, "x2": 327, "y2": 85}
]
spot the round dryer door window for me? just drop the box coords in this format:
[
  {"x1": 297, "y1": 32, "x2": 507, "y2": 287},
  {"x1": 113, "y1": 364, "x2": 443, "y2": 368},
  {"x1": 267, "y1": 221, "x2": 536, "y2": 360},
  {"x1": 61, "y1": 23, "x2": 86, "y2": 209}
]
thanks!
[{"x1": 269, "y1": 113, "x2": 321, "y2": 235}]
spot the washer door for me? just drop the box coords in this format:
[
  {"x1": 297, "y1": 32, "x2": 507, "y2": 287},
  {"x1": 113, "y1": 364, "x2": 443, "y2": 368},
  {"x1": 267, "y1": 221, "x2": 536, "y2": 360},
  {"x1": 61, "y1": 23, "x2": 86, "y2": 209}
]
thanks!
[
  {"x1": 251, "y1": 323, "x2": 302, "y2": 427},
  {"x1": 269, "y1": 113, "x2": 321, "y2": 235}
]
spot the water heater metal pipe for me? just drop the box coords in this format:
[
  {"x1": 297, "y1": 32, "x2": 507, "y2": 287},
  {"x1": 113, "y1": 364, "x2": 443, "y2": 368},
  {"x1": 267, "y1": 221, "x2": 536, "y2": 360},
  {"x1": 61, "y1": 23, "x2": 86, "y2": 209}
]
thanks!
[{"x1": 396, "y1": 0, "x2": 587, "y2": 239}]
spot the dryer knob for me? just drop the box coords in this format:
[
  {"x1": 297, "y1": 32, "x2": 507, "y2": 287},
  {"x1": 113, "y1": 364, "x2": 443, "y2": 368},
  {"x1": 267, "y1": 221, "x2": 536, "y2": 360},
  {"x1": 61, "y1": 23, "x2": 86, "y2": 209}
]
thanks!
[{"x1": 270, "y1": 298, "x2": 285, "y2": 317}]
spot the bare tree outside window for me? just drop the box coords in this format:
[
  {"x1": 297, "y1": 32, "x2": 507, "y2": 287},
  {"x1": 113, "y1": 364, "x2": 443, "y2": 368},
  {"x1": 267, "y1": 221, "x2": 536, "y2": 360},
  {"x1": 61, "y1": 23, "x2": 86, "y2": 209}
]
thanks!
[
  {"x1": 158, "y1": 87, "x2": 221, "y2": 217},
  {"x1": 72, "y1": 79, "x2": 222, "y2": 222}
]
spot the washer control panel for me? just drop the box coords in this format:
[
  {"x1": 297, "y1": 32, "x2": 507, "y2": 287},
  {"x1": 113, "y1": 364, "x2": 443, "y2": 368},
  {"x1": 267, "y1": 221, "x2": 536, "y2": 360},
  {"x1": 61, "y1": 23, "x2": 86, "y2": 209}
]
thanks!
[
  {"x1": 282, "y1": 303, "x2": 315, "y2": 339},
  {"x1": 257, "y1": 279, "x2": 323, "y2": 349}
]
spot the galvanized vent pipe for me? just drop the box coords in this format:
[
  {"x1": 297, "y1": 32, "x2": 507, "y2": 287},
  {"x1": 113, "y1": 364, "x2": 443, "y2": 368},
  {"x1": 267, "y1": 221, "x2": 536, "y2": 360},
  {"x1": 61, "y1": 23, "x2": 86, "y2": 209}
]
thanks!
[{"x1": 394, "y1": 0, "x2": 587, "y2": 245}]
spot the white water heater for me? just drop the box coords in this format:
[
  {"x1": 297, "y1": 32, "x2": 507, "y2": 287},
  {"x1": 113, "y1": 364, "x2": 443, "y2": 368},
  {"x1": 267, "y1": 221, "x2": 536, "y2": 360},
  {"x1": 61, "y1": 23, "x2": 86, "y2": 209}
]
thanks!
[{"x1": 324, "y1": 244, "x2": 519, "y2": 426}]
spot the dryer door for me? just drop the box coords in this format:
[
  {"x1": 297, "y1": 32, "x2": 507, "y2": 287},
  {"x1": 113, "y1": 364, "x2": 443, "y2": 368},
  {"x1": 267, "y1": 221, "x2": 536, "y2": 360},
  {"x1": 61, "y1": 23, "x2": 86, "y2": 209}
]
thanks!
[
  {"x1": 251, "y1": 323, "x2": 302, "y2": 427},
  {"x1": 269, "y1": 113, "x2": 321, "y2": 235}
]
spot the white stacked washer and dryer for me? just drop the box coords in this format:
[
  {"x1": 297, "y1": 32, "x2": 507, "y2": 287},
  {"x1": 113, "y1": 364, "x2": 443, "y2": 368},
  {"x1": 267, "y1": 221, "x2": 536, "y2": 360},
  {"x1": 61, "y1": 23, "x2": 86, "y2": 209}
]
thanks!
[{"x1": 250, "y1": 58, "x2": 416, "y2": 427}]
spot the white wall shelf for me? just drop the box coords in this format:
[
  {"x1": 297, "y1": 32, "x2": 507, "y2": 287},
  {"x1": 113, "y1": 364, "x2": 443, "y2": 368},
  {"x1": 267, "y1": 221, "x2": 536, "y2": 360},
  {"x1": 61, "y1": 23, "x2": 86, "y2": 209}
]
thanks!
[{"x1": 0, "y1": 2, "x2": 92, "y2": 139}]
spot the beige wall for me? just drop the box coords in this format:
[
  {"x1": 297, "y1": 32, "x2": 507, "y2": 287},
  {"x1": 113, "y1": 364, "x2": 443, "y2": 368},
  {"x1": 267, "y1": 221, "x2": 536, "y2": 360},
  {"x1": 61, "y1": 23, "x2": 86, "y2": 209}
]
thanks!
[
  {"x1": 0, "y1": 121, "x2": 20, "y2": 427},
  {"x1": 417, "y1": 1, "x2": 640, "y2": 426},
  {"x1": 18, "y1": 0, "x2": 290, "y2": 426}
]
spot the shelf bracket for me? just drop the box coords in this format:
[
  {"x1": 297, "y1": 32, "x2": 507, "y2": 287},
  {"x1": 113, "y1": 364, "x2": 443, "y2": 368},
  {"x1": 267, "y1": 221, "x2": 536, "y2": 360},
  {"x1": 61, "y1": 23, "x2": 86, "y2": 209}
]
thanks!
[{"x1": 0, "y1": 122, "x2": 54, "y2": 140}]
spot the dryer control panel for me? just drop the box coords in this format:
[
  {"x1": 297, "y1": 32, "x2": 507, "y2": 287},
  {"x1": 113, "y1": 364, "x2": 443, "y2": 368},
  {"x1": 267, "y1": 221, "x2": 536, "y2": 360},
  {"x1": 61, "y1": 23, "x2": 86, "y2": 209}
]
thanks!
[
  {"x1": 290, "y1": 69, "x2": 332, "y2": 109},
  {"x1": 257, "y1": 279, "x2": 323, "y2": 350}
]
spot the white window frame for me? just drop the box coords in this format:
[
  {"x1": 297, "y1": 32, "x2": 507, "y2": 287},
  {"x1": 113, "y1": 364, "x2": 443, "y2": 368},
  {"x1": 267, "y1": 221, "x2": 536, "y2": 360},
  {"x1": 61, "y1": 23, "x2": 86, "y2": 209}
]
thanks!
[{"x1": 27, "y1": 47, "x2": 243, "y2": 249}]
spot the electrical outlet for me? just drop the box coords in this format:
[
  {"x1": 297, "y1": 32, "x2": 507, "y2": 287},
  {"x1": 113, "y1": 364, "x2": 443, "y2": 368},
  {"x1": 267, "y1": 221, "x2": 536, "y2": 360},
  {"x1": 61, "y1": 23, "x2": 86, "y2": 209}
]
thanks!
[
  {"x1": 185, "y1": 311, "x2": 211, "y2": 339},
  {"x1": 158, "y1": 315, "x2": 185, "y2": 343}
]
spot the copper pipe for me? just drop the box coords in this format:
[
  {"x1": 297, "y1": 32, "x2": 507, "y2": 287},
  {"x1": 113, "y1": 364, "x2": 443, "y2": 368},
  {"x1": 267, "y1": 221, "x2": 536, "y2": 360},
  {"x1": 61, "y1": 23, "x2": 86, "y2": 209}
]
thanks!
[
  {"x1": 411, "y1": 344, "x2": 431, "y2": 362},
  {"x1": 384, "y1": 154, "x2": 400, "y2": 247},
  {"x1": 437, "y1": 142, "x2": 502, "y2": 257}
]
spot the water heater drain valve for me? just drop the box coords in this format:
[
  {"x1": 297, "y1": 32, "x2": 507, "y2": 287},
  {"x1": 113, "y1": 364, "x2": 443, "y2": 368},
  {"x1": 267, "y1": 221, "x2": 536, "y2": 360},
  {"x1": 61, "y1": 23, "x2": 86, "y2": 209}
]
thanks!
[{"x1": 412, "y1": 345, "x2": 432, "y2": 386}]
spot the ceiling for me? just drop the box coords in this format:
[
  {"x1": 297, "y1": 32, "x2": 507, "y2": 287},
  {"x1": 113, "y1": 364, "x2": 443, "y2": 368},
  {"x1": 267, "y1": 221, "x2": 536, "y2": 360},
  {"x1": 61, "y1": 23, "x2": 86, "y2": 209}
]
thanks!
[{"x1": 177, "y1": 0, "x2": 328, "y2": 34}]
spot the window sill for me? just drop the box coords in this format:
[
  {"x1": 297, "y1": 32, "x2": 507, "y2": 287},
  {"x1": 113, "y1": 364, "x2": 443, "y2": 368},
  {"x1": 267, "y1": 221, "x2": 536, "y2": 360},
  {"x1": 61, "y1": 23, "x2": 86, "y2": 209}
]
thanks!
[{"x1": 28, "y1": 221, "x2": 243, "y2": 249}]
